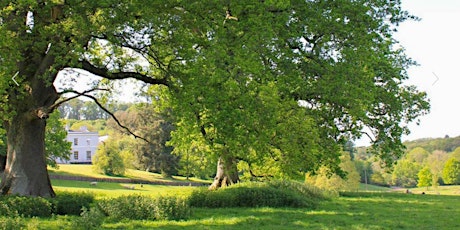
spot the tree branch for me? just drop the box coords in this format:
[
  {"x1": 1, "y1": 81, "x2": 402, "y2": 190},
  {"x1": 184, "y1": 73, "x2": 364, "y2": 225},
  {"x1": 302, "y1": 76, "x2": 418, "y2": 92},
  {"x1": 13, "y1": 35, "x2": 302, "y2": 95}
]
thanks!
[
  {"x1": 49, "y1": 88, "x2": 108, "y2": 112},
  {"x1": 52, "y1": 89, "x2": 151, "y2": 143},
  {"x1": 79, "y1": 59, "x2": 169, "y2": 86}
]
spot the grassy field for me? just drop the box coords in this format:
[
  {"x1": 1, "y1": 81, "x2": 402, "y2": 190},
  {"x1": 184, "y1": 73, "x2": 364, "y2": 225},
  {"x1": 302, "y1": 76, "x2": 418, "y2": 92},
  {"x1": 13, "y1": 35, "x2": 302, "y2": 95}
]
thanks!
[
  {"x1": 29, "y1": 191, "x2": 460, "y2": 229},
  {"x1": 48, "y1": 164, "x2": 210, "y2": 184},
  {"x1": 8, "y1": 165, "x2": 459, "y2": 229}
]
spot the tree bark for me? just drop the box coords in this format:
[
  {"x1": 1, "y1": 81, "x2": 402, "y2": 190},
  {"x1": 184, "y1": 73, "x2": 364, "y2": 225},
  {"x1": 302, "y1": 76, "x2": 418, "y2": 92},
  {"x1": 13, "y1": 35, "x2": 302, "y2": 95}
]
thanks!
[
  {"x1": 0, "y1": 112, "x2": 55, "y2": 197},
  {"x1": 209, "y1": 155, "x2": 239, "y2": 190}
]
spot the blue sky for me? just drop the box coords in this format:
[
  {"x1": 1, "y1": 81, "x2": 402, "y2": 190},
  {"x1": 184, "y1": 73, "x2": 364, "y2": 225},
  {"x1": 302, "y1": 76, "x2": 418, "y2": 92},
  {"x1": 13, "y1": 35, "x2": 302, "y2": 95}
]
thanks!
[{"x1": 396, "y1": 0, "x2": 460, "y2": 142}]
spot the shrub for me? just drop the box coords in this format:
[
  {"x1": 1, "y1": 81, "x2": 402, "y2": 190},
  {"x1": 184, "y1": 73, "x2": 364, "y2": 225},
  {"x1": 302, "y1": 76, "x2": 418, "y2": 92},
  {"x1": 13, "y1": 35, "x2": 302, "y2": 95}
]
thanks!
[
  {"x1": 153, "y1": 196, "x2": 191, "y2": 220},
  {"x1": 50, "y1": 191, "x2": 95, "y2": 215},
  {"x1": 72, "y1": 207, "x2": 105, "y2": 230},
  {"x1": 97, "y1": 195, "x2": 190, "y2": 221},
  {"x1": 0, "y1": 217, "x2": 24, "y2": 230},
  {"x1": 97, "y1": 195, "x2": 155, "y2": 220},
  {"x1": 0, "y1": 196, "x2": 52, "y2": 217},
  {"x1": 188, "y1": 181, "x2": 329, "y2": 209}
]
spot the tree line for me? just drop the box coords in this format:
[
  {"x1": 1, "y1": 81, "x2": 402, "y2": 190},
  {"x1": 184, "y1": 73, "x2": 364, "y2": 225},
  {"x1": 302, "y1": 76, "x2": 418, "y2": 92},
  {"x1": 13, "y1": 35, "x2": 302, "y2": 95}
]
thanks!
[{"x1": 354, "y1": 137, "x2": 460, "y2": 188}]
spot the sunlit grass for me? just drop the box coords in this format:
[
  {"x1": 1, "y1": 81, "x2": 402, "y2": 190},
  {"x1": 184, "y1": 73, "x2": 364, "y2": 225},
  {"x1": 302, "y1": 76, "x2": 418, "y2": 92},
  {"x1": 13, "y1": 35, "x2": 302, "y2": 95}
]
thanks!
[
  {"x1": 48, "y1": 164, "x2": 211, "y2": 184},
  {"x1": 52, "y1": 179, "x2": 197, "y2": 199}
]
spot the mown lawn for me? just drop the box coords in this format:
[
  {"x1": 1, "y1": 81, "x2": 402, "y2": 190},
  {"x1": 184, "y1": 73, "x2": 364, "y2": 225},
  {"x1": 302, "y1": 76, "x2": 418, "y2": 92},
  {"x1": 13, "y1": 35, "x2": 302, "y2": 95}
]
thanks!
[
  {"x1": 51, "y1": 179, "x2": 197, "y2": 199},
  {"x1": 48, "y1": 164, "x2": 210, "y2": 184}
]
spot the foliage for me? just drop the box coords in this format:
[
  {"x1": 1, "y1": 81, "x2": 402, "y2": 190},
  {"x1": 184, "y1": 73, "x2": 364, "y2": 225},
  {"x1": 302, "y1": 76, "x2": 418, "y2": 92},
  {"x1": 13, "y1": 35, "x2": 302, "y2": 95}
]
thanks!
[
  {"x1": 305, "y1": 152, "x2": 360, "y2": 192},
  {"x1": 58, "y1": 99, "x2": 132, "y2": 120},
  {"x1": 404, "y1": 136, "x2": 460, "y2": 153},
  {"x1": 406, "y1": 147, "x2": 430, "y2": 164},
  {"x1": 72, "y1": 206, "x2": 105, "y2": 230},
  {"x1": 163, "y1": 0, "x2": 429, "y2": 188},
  {"x1": 188, "y1": 181, "x2": 328, "y2": 209},
  {"x1": 107, "y1": 103, "x2": 178, "y2": 177},
  {"x1": 45, "y1": 110, "x2": 72, "y2": 168},
  {"x1": 417, "y1": 166, "x2": 433, "y2": 188},
  {"x1": 97, "y1": 195, "x2": 190, "y2": 221},
  {"x1": 0, "y1": 0, "x2": 429, "y2": 195},
  {"x1": 50, "y1": 191, "x2": 95, "y2": 216},
  {"x1": 0, "y1": 196, "x2": 52, "y2": 217},
  {"x1": 391, "y1": 160, "x2": 421, "y2": 187},
  {"x1": 93, "y1": 139, "x2": 125, "y2": 176},
  {"x1": 0, "y1": 217, "x2": 24, "y2": 230},
  {"x1": 442, "y1": 158, "x2": 460, "y2": 185}
]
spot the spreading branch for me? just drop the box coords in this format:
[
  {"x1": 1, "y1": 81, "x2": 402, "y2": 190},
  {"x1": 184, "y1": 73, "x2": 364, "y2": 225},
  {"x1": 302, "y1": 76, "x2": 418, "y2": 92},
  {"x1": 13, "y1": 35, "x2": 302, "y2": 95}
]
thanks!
[
  {"x1": 79, "y1": 59, "x2": 169, "y2": 86},
  {"x1": 49, "y1": 88, "x2": 108, "y2": 112},
  {"x1": 53, "y1": 89, "x2": 151, "y2": 143}
]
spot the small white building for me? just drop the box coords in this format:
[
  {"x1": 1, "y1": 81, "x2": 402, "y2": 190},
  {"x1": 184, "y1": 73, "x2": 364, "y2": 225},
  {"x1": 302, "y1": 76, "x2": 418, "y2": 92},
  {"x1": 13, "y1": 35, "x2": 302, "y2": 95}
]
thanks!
[{"x1": 57, "y1": 126, "x2": 99, "y2": 164}]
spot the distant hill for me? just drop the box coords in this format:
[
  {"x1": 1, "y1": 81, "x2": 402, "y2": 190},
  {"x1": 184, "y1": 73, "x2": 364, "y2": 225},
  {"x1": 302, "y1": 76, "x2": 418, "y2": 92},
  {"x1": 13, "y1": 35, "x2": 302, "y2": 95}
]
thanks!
[{"x1": 403, "y1": 136, "x2": 460, "y2": 153}]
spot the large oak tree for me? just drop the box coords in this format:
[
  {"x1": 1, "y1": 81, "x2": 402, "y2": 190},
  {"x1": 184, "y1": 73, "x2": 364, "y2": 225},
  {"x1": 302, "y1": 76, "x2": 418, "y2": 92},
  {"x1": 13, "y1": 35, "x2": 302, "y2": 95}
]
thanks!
[
  {"x1": 165, "y1": 0, "x2": 429, "y2": 188},
  {"x1": 0, "y1": 0, "x2": 429, "y2": 196}
]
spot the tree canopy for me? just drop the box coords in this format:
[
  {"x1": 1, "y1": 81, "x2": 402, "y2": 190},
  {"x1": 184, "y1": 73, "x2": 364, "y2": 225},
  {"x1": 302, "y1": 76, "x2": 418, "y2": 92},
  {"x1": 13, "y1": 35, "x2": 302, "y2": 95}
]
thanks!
[{"x1": 0, "y1": 0, "x2": 429, "y2": 196}]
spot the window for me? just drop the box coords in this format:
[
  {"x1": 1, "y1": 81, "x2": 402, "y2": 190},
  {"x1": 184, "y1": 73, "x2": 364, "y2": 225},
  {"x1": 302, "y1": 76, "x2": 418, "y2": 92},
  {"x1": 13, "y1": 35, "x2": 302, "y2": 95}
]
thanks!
[
  {"x1": 86, "y1": 151, "x2": 92, "y2": 161},
  {"x1": 73, "y1": 138, "x2": 78, "y2": 146},
  {"x1": 73, "y1": 151, "x2": 79, "y2": 160},
  {"x1": 87, "y1": 139, "x2": 91, "y2": 146}
]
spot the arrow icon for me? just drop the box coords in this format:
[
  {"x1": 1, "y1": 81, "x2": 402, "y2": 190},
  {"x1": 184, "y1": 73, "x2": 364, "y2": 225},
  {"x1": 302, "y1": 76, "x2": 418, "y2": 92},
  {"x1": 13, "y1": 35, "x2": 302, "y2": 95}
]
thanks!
[
  {"x1": 432, "y1": 72, "x2": 439, "y2": 86},
  {"x1": 12, "y1": 72, "x2": 19, "y2": 86}
]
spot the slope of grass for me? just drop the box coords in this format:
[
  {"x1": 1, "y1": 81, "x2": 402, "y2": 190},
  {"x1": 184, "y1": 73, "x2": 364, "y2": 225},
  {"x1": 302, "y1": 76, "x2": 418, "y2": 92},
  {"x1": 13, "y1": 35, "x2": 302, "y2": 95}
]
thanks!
[
  {"x1": 48, "y1": 164, "x2": 210, "y2": 184},
  {"x1": 51, "y1": 179, "x2": 197, "y2": 199}
]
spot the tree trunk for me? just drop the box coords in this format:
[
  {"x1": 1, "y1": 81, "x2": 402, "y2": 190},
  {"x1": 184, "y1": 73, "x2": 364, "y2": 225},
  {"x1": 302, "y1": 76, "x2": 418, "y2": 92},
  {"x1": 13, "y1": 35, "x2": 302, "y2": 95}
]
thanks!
[
  {"x1": 0, "y1": 112, "x2": 55, "y2": 197},
  {"x1": 209, "y1": 155, "x2": 239, "y2": 190}
]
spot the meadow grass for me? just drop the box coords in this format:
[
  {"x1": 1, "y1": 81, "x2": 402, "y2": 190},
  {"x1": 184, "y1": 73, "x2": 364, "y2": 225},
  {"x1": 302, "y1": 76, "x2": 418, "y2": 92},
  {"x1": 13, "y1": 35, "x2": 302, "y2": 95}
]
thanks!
[
  {"x1": 48, "y1": 164, "x2": 210, "y2": 184},
  {"x1": 15, "y1": 165, "x2": 460, "y2": 229},
  {"x1": 32, "y1": 191, "x2": 460, "y2": 230},
  {"x1": 52, "y1": 179, "x2": 197, "y2": 199}
]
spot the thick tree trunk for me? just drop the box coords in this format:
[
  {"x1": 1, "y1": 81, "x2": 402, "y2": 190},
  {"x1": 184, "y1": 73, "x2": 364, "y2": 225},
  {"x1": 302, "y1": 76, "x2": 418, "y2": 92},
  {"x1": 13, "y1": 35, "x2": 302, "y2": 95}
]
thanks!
[
  {"x1": 0, "y1": 113, "x2": 55, "y2": 197},
  {"x1": 209, "y1": 155, "x2": 239, "y2": 190}
]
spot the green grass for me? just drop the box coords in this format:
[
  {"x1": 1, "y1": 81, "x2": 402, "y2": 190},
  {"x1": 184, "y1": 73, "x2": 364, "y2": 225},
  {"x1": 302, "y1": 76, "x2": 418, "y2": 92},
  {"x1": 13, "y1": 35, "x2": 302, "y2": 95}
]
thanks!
[
  {"x1": 357, "y1": 183, "x2": 391, "y2": 192},
  {"x1": 48, "y1": 164, "x2": 210, "y2": 184},
  {"x1": 28, "y1": 192, "x2": 460, "y2": 229},
  {"x1": 52, "y1": 179, "x2": 197, "y2": 199}
]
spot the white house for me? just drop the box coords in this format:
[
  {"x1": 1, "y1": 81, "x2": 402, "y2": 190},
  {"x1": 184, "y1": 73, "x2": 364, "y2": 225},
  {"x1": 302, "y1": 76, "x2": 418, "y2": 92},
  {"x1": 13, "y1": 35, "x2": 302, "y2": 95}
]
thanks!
[{"x1": 57, "y1": 126, "x2": 99, "y2": 164}]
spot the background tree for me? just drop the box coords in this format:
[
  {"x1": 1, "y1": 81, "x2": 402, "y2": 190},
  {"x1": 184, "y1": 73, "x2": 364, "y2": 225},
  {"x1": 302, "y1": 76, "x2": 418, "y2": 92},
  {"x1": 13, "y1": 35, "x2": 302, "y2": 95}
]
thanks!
[
  {"x1": 107, "y1": 103, "x2": 178, "y2": 177},
  {"x1": 44, "y1": 110, "x2": 71, "y2": 168},
  {"x1": 305, "y1": 152, "x2": 360, "y2": 192},
  {"x1": 426, "y1": 150, "x2": 448, "y2": 186},
  {"x1": 406, "y1": 147, "x2": 430, "y2": 165},
  {"x1": 417, "y1": 166, "x2": 433, "y2": 189},
  {"x1": 93, "y1": 138, "x2": 125, "y2": 176},
  {"x1": 442, "y1": 158, "x2": 460, "y2": 185},
  {"x1": 391, "y1": 160, "x2": 421, "y2": 187}
]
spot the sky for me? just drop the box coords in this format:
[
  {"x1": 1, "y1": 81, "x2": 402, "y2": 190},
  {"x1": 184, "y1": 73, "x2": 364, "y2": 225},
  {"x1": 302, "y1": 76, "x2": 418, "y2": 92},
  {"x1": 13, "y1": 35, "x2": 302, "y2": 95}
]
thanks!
[{"x1": 394, "y1": 0, "x2": 460, "y2": 142}]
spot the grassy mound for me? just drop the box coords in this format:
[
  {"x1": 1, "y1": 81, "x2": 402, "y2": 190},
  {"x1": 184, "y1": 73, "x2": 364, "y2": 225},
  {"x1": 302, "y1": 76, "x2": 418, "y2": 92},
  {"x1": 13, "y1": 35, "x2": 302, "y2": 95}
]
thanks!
[{"x1": 189, "y1": 180, "x2": 329, "y2": 209}]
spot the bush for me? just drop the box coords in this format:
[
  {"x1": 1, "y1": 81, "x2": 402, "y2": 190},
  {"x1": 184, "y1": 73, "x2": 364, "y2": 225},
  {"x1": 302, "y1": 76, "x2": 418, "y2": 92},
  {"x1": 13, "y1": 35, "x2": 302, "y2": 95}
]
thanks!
[
  {"x1": 97, "y1": 195, "x2": 190, "y2": 221},
  {"x1": 0, "y1": 217, "x2": 24, "y2": 230},
  {"x1": 72, "y1": 207, "x2": 105, "y2": 230},
  {"x1": 153, "y1": 196, "x2": 191, "y2": 220},
  {"x1": 0, "y1": 196, "x2": 52, "y2": 217},
  {"x1": 188, "y1": 181, "x2": 329, "y2": 209},
  {"x1": 51, "y1": 191, "x2": 95, "y2": 215}
]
